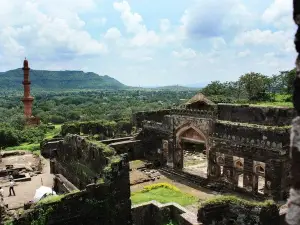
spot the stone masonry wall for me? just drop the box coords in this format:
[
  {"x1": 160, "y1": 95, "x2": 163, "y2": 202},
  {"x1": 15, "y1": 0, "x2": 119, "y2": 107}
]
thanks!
[
  {"x1": 210, "y1": 122, "x2": 290, "y2": 200},
  {"x1": 132, "y1": 110, "x2": 171, "y2": 128},
  {"x1": 285, "y1": 1, "x2": 300, "y2": 224},
  {"x1": 14, "y1": 154, "x2": 132, "y2": 225},
  {"x1": 217, "y1": 104, "x2": 296, "y2": 126},
  {"x1": 51, "y1": 134, "x2": 116, "y2": 189},
  {"x1": 132, "y1": 201, "x2": 201, "y2": 225}
]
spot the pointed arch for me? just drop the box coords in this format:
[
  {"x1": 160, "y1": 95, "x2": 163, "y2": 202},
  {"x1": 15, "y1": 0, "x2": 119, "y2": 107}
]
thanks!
[{"x1": 175, "y1": 124, "x2": 208, "y2": 149}]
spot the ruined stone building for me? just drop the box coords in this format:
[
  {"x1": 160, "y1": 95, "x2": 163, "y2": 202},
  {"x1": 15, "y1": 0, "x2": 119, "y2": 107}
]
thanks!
[{"x1": 133, "y1": 93, "x2": 295, "y2": 201}]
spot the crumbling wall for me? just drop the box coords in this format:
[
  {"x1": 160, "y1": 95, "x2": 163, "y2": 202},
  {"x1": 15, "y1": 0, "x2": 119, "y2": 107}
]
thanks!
[
  {"x1": 134, "y1": 127, "x2": 170, "y2": 165},
  {"x1": 40, "y1": 138, "x2": 63, "y2": 158},
  {"x1": 197, "y1": 196, "x2": 279, "y2": 225},
  {"x1": 61, "y1": 120, "x2": 133, "y2": 138},
  {"x1": 51, "y1": 134, "x2": 116, "y2": 188},
  {"x1": 217, "y1": 104, "x2": 296, "y2": 126},
  {"x1": 13, "y1": 154, "x2": 132, "y2": 225},
  {"x1": 132, "y1": 110, "x2": 171, "y2": 128},
  {"x1": 132, "y1": 201, "x2": 200, "y2": 225}
]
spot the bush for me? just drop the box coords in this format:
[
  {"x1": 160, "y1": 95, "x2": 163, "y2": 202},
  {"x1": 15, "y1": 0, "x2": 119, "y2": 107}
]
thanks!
[
  {"x1": 0, "y1": 126, "x2": 20, "y2": 148},
  {"x1": 141, "y1": 183, "x2": 180, "y2": 193}
]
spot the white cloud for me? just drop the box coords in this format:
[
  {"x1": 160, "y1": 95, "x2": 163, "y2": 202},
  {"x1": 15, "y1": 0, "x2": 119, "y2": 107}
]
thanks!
[
  {"x1": 262, "y1": 0, "x2": 293, "y2": 29},
  {"x1": 172, "y1": 48, "x2": 197, "y2": 60},
  {"x1": 113, "y1": 1, "x2": 145, "y2": 34},
  {"x1": 113, "y1": 1, "x2": 179, "y2": 48},
  {"x1": 234, "y1": 29, "x2": 289, "y2": 47},
  {"x1": 104, "y1": 27, "x2": 122, "y2": 39},
  {"x1": 0, "y1": 0, "x2": 107, "y2": 63},
  {"x1": 237, "y1": 50, "x2": 250, "y2": 58},
  {"x1": 180, "y1": 0, "x2": 252, "y2": 39}
]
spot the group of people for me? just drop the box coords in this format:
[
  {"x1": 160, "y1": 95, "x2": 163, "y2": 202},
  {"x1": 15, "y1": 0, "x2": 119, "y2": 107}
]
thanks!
[{"x1": 0, "y1": 176, "x2": 16, "y2": 202}]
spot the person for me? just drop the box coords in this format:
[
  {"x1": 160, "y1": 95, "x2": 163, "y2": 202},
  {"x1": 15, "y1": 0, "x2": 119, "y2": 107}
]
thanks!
[
  {"x1": 0, "y1": 187, "x2": 4, "y2": 201},
  {"x1": 8, "y1": 180, "x2": 15, "y2": 196}
]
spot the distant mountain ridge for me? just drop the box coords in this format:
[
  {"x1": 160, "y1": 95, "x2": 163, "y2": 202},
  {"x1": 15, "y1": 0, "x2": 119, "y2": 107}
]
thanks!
[{"x1": 0, "y1": 69, "x2": 127, "y2": 91}]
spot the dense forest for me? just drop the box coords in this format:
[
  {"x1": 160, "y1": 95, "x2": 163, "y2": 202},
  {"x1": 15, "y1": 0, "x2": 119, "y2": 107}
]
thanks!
[{"x1": 0, "y1": 90, "x2": 197, "y2": 149}]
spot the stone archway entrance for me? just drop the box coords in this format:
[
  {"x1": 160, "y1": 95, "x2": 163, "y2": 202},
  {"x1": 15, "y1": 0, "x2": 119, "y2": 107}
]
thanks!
[{"x1": 174, "y1": 124, "x2": 208, "y2": 178}]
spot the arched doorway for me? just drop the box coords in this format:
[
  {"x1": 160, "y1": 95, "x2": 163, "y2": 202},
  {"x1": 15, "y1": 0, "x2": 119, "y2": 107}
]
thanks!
[{"x1": 174, "y1": 124, "x2": 208, "y2": 178}]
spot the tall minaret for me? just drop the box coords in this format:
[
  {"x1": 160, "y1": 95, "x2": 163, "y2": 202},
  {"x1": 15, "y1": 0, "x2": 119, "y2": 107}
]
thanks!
[{"x1": 21, "y1": 58, "x2": 34, "y2": 118}]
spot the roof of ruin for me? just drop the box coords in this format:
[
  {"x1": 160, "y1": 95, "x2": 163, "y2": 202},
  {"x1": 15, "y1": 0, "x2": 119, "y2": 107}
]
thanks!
[{"x1": 184, "y1": 93, "x2": 215, "y2": 106}]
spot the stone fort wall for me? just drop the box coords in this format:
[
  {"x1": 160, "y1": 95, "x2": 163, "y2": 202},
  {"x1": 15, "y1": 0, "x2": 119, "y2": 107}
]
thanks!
[{"x1": 14, "y1": 135, "x2": 132, "y2": 225}]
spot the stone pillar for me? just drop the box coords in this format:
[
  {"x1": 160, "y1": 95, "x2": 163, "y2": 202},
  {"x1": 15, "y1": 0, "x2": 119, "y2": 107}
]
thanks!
[
  {"x1": 265, "y1": 160, "x2": 282, "y2": 200},
  {"x1": 21, "y1": 59, "x2": 34, "y2": 118},
  {"x1": 286, "y1": 1, "x2": 300, "y2": 224}
]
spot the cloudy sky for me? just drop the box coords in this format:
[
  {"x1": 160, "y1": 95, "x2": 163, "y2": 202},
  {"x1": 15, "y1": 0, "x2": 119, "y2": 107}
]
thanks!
[{"x1": 0, "y1": 0, "x2": 296, "y2": 86}]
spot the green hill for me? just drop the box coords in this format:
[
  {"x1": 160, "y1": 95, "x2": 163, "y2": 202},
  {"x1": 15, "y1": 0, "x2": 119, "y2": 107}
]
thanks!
[{"x1": 0, "y1": 69, "x2": 127, "y2": 92}]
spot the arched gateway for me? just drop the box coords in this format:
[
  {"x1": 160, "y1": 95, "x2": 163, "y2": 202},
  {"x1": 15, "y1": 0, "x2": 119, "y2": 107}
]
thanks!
[{"x1": 173, "y1": 124, "x2": 209, "y2": 178}]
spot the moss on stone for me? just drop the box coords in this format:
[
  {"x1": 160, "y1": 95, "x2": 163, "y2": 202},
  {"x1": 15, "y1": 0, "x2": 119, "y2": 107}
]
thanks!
[
  {"x1": 200, "y1": 195, "x2": 274, "y2": 208},
  {"x1": 36, "y1": 195, "x2": 64, "y2": 205},
  {"x1": 88, "y1": 140, "x2": 115, "y2": 157},
  {"x1": 217, "y1": 120, "x2": 291, "y2": 130}
]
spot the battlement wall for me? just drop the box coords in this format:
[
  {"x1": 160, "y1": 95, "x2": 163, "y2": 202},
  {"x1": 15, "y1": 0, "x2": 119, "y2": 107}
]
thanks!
[
  {"x1": 217, "y1": 104, "x2": 296, "y2": 126},
  {"x1": 212, "y1": 121, "x2": 290, "y2": 150}
]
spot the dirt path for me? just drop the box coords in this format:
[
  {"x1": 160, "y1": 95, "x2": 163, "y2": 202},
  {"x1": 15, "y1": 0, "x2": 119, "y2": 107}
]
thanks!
[{"x1": 2, "y1": 157, "x2": 54, "y2": 209}]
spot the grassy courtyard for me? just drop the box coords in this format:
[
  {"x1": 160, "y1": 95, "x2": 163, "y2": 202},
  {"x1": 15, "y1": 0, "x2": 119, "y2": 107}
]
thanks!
[{"x1": 131, "y1": 183, "x2": 198, "y2": 206}]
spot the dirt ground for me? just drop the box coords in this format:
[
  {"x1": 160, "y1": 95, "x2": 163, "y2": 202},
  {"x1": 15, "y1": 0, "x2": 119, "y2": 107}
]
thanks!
[
  {"x1": 183, "y1": 151, "x2": 208, "y2": 178},
  {"x1": 1, "y1": 154, "x2": 54, "y2": 209}
]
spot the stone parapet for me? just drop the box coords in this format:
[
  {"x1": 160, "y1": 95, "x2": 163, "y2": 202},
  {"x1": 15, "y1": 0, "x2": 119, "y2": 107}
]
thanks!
[
  {"x1": 132, "y1": 200, "x2": 202, "y2": 225},
  {"x1": 170, "y1": 109, "x2": 216, "y2": 119}
]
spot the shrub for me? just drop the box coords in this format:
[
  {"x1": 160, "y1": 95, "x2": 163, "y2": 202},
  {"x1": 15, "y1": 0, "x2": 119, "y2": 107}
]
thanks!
[{"x1": 141, "y1": 183, "x2": 180, "y2": 193}]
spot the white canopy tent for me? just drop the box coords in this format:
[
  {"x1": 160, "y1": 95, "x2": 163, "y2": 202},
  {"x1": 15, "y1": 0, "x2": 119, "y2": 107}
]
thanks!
[{"x1": 33, "y1": 186, "x2": 57, "y2": 203}]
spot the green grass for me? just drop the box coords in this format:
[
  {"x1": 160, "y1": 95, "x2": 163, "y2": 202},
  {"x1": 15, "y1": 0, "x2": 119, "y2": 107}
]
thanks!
[
  {"x1": 4, "y1": 124, "x2": 62, "y2": 153},
  {"x1": 252, "y1": 101, "x2": 293, "y2": 107},
  {"x1": 36, "y1": 195, "x2": 64, "y2": 205},
  {"x1": 45, "y1": 124, "x2": 62, "y2": 139},
  {"x1": 130, "y1": 160, "x2": 145, "y2": 169},
  {"x1": 5, "y1": 143, "x2": 40, "y2": 152},
  {"x1": 200, "y1": 195, "x2": 274, "y2": 208},
  {"x1": 131, "y1": 183, "x2": 197, "y2": 206}
]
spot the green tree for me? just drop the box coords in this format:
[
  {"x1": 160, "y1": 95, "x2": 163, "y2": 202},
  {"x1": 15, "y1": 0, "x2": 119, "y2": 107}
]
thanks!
[
  {"x1": 0, "y1": 126, "x2": 20, "y2": 148},
  {"x1": 239, "y1": 72, "x2": 270, "y2": 101},
  {"x1": 201, "y1": 81, "x2": 228, "y2": 96},
  {"x1": 279, "y1": 69, "x2": 296, "y2": 95}
]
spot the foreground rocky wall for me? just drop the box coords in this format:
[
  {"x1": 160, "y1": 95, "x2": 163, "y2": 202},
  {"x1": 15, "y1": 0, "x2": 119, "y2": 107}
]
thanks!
[
  {"x1": 14, "y1": 154, "x2": 132, "y2": 225},
  {"x1": 285, "y1": 1, "x2": 300, "y2": 224},
  {"x1": 50, "y1": 134, "x2": 117, "y2": 189},
  {"x1": 197, "y1": 196, "x2": 280, "y2": 225}
]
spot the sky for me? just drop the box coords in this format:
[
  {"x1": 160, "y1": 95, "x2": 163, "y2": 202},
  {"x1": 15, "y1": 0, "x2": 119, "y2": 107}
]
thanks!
[{"x1": 0, "y1": 0, "x2": 296, "y2": 87}]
